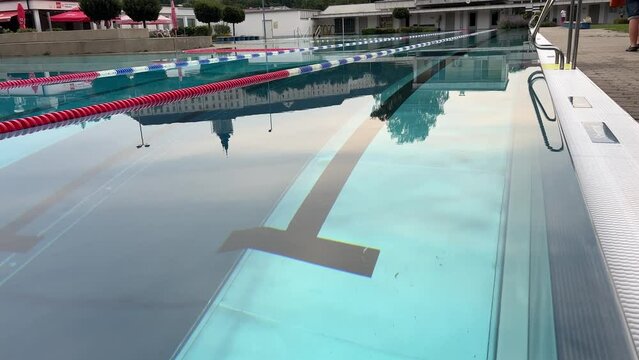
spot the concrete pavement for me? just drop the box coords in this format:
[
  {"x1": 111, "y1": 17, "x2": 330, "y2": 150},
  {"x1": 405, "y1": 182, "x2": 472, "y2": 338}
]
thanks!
[{"x1": 541, "y1": 26, "x2": 639, "y2": 120}]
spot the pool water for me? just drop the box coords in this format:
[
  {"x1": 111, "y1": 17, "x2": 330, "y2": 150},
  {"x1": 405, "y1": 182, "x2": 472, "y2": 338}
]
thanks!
[{"x1": 0, "y1": 30, "x2": 628, "y2": 360}]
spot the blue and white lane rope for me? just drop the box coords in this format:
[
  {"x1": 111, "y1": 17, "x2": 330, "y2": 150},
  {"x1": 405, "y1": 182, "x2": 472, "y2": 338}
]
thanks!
[
  {"x1": 282, "y1": 30, "x2": 495, "y2": 76},
  {"x1": 3, "y1": 29, "x2": 496, "y2": 135},
  {"x1": 101, "y1": 30, "x2": 462, "y2": 74},
  {"x1": 0, "y1": 31, "x2": 461, "y2": 90}
]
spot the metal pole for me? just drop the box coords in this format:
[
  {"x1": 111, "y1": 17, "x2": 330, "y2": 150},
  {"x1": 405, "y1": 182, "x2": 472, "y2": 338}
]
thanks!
[
  {"x1": 571, "y1": 0, "x2": 582, "y2": 68},
  {"x1": 342, "y1": 17, "x2": 345, "y2": 50},
  {"x1": 566, "y1": 1, "x2": 575, "y2": 62},
  {"x1": 262, "y1": 0, "x2": 267, "y2": 49},
  {"x1": 137, "y1": 122, "x2": 149, "y2": 148},
  {"x1": 46, "y1": 11, "x2": 52, "y2": 31}
]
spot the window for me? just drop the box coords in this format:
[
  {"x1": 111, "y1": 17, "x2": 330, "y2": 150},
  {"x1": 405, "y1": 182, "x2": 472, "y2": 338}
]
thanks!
[
  {"x1": 469, "y1": 12, "x2": 477, "y2": 27},
  {"x1": 379, "y1": 15, "x2": 393, "y2": 28},
  {"x1": 491, "y1": 11, "x2": 499, "y2": 26},
  {"x1": 334, "y1": 17, "x2": 356, "y2": 34}
]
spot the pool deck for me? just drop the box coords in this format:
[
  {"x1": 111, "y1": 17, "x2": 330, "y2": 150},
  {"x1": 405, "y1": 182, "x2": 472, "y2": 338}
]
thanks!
[
  {"x1": 541, "y1": 27, "x2": 639, "y2": 121},
  {"x1": 535, "y1": 31, "x2": 639, "y2": 357}
]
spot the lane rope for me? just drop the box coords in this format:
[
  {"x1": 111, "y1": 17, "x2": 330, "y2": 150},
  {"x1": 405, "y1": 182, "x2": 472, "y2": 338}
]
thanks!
[
  {"x1": 0, "y1": 30, "x2": 495, "y2": 136},
  {"x1": 0, "y1": 31, "x2": 461, "y2": 91}
]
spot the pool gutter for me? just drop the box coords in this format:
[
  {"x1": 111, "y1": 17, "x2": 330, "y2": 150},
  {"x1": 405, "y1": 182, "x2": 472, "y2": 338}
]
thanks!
[{"x1": 534, "y1": 32, "x2": 639, "y2": 359}]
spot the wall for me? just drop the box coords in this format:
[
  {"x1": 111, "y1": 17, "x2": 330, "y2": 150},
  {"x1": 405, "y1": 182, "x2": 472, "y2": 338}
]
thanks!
[
  {"x1": 477, "y1": 10, "x2": 491, "y2": 29},
  {"x1": 232, "y1": 10, "x2": 317, "y2": 38},
  {"x1": 0, "y1": 28, "x2": 149, "y2": 43},
  {"x1": 0, "y1": 35, "x2": 210, "y2": 57}
]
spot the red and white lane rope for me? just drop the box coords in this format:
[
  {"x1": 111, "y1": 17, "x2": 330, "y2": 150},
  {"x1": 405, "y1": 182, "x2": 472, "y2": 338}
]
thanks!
[
  {"x1": 0, "y1": 31, "x2": 460, "y2": 91},
  {"x1": 0, "y1": 30, "x2": 495, "y2": 135}
]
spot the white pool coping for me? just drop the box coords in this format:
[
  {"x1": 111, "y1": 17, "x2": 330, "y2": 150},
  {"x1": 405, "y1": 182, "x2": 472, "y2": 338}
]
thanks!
[{"x1": 534, "y1": 32, "x2": 639, "y2": 352}]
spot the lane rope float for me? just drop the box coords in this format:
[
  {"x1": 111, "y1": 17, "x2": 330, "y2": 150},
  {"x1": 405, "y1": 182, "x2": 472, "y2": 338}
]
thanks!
[
  {"x1": 0, "y1": 31, "x2": 460, "y2": 91},
  {"x1": 0, "y1": 30, "x2": 495, "y2": 136}
]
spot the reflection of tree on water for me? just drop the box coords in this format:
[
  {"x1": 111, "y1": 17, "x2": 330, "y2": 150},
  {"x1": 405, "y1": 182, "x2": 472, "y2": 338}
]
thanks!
[
  {"x1": 246, "y1": 62, "x2": 410, "y2": 98},
  {"x1": 371, "y1": 80, "x2": 449, "y2": 144},
  {"x1": 387, "y1": 90, "x2": 448, "y2": 144}
]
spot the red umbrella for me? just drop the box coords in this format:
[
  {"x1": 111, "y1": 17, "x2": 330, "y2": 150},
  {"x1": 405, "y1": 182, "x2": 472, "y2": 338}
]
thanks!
[
  {"x1": 50, "y1": 7, "x2": 91, "y2": 22},
  {"x1": 170, "y1": 0, "x2": 178, "y2": 29},
  {"x1": 0, "y1": 11, "x2": 18, "y2": 22},
  {"x1": 17, "y1": 3, "x2": 25, "y2": 29}
]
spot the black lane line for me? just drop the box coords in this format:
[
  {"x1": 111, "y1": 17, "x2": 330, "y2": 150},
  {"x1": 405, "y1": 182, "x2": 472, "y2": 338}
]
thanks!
[
  {"x1": 220, "y1": 119, "x2": 383, "y2": 277},
  {"x1": 0, "y1": 126, "x2": 172, "y2": 252}
]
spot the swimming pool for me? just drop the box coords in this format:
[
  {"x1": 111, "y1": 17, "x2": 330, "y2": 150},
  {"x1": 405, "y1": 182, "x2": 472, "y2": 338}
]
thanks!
[{"x1": 0, "y1": 30, "x2": 633, "y2": 360}]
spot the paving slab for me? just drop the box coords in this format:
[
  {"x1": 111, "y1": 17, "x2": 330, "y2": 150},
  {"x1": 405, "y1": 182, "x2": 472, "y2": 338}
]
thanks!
[{"x1": 541, "y1": 26, "x2": 639, "y2": 120}]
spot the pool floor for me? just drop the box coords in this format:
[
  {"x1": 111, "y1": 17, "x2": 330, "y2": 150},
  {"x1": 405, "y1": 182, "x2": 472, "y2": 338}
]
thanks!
[{"x1": 174, "y1": 72, "x2": 525, "y2": 360}]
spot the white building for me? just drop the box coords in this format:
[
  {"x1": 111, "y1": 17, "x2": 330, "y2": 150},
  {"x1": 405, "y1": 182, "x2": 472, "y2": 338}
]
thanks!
[
  {"x1": 313, "y1": 0, "x2": 617, "y2": 35},
  {"x1": 159, "y1": 6, "x2": 200, "y2": 28},
  {"x1": 0, "y1": 0, "x2": 78, "y2": 32},
  {"x1": 232, "y1": 7, "x2": 319, "y2": 38},
  {"x1": 0, "y1": 0, "x2": 619, "y2": 35}
]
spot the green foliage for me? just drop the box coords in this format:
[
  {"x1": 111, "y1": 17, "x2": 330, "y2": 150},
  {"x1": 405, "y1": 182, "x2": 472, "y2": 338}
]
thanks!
[
  {"x1": 213, "y1": 23, "x2": 230, "y2": 35},
  {"x1": 193, "y1": 25, "x2": 212, "y2": 35},
  {"x1": 176, "y1": 25, "x2": 195, "y2": 35},
  {"x1": 614, "y1": 17, "x2": 629, "y2": 24},
  {"x1": 392, "y1": 7, "x2": 410, "y2": 27},
  {"x1": 400, "y1": 26, "x2": 434, "y2": 33},
  {"x1": 162, "y1": 0, "x2": 375, "y2": 10},
  {"x1": 174, "y1": 25, "x2": 212, "y2": 36},
  {"x1": 52, "y1": 27, "x2": 65, "y2": 31},
  {"x1": 222, "y1": 6, "x2": 245, "y2": 36},
  {"x1": 362, "y1": 26, "x2": 433, "y2": 35},
  {"x1": 123, "y1": 0, "x2": 162, "y2": 28},
  {"x1": 362, "y1": 27, "x2": 396, "y2": 35},
  {"x1": 392, "y1": 7, "x2": 409, "y2": 20},
  {"x1": 193, "y1": 0, "x2": 221, "y2": 26},
  {"x1": 79, "y1": 0, "x2": 122, "y2": 23},
  {"x1": 222, "y1": 6, "x2": 245, "y2": 24},
  {"x1": 17, "y1": 28, "x2": 37, "y2": 32},
  {"x1": 591, "y1": 23, "x2": 629, "y2": 32},
  {"x1": 498, "y1": 18, "x2": 528, "y2": 29}
]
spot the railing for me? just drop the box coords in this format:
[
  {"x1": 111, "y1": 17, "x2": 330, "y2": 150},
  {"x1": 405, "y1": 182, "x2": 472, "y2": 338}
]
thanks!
[
  {"x1": 565, "y1": 0, "x2": 584, "y2": 68},
  {"x1": 529, "y1": 0, "x2": 565, "y2": 69},
  {"x1": 528, "y1": 70, "x2": 564, "y2": 152}
]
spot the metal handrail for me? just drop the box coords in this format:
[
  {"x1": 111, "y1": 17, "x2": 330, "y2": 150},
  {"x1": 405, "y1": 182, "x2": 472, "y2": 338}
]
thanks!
[
  {"x1": 529, "y1": 0, "x2": 566, "y2": 69},
  {"x1": 528, "y1": 71, "x2": 565, "y2": 152}
]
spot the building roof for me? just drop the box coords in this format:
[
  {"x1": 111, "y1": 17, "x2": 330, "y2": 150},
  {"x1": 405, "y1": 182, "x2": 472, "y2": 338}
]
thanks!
[
  {"x1": 314, "y1": 0, "x2": 607, "y2": 18},
  {"x1": 244, "y1": 6, "x2": 319, "y2": 14},
  {"x1": 321, "y1": 3, "x2": 379, "y2": 16}
]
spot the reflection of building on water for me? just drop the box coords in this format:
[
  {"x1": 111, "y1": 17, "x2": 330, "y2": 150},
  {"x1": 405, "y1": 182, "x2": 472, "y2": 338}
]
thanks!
[
  {"x1": 132, "y1": 73, "x2": 379, "y2": 118},
  {"x1": 212, "y1": 119, "x2": 234, "y2": 155},
  {"x1": 415, "y1": 55, "x2": 509, "y2": 91},
  {"x1": 373, "y1": 54, "x2": 513, "y2": 144}
]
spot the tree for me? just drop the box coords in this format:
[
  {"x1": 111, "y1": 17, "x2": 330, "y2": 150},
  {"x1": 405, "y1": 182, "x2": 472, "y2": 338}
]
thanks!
[
  {"x1": 122, "y1": 0, "x2": 161, "y2": 28},
  {"x1": 392, "y1": 7, "x2": 410, "y2": 28},
  {"x1": 222, "y1": 6, "x2": 245, "y2": 36},
  {"x1": 79, "y1": 0, "x2": 122, "y2": 28},
  {"x1": 193, "y1": 0, "x2": 222, "y2": 29}
]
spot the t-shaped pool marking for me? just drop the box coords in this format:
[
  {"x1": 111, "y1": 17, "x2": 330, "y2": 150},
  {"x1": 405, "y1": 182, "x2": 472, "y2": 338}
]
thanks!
[
  {"x1": 219, "y1": 119, "x2": 383, "y2": 277},
  {"x1": 0, "y1": 31, "x2": 461, "y2": 90},
  {"x1": 0, "y1": 30, "x2": 495, "y2": 135},
  {"x1": 217, "y1": 44, "x2": 487, "y2": 277},
  {"x1": 0, "y1": 140, "x2": 143, "y2": 252}
]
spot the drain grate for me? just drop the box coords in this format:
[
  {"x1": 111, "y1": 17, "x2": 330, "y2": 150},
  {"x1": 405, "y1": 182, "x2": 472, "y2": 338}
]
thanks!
[
  {"x1": 569, "y1": 96, "x2": 592, "y2": 108},
  {"x1": 582, "y1": 122, "x2": 619, "y2": 144}
]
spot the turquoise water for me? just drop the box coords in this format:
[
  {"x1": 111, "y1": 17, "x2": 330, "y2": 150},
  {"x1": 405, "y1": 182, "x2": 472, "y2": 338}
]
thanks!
[
  {"x1": 176, "y1": 86, "x2": 512, "y2": 360},
  {"x1": 0, "y1": 30, "x2": 617, "y2": 359}
]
